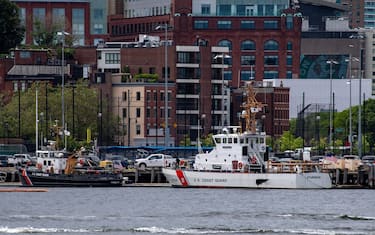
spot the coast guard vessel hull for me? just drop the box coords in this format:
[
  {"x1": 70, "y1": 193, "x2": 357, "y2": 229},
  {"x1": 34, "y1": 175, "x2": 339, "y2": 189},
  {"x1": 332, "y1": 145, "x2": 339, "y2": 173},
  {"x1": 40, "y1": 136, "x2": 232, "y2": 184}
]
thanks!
[
  {"x1": 163, "y1": 168, "x2": 332, "y2": 189},
  {"x1": 19, "y1": 169, "x2": 123, "y2": 187}
]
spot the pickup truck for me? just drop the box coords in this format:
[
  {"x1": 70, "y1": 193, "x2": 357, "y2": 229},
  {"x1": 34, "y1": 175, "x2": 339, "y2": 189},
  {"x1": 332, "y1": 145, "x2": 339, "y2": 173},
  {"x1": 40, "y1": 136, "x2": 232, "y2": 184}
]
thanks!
[{"x1": 135, "y1": 154, "x2": 176, "y2": 169}]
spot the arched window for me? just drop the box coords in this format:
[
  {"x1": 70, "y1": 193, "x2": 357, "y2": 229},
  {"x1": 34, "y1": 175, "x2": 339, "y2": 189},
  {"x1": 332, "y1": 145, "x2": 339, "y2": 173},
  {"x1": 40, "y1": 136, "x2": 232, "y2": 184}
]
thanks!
[
  {"x1": 264, "y1": 40, "x2": 279, "y2": 50},
  {"x1": 218, "y1": 40, "x2": 232, "y2": 51},
  {"x1": 241, "y1": 40, "x2": 255, "y2": 50}
]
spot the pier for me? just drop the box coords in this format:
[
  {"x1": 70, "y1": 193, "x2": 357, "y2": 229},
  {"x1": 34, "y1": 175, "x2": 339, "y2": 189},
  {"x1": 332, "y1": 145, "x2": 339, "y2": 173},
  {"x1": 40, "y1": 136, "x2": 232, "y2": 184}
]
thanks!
[
  {"x1": 327, "y1": 164, "x2": 375, "y2": 188},
  {"x1": 2, "y1": 164, "x2": 374, "y2": 188}
]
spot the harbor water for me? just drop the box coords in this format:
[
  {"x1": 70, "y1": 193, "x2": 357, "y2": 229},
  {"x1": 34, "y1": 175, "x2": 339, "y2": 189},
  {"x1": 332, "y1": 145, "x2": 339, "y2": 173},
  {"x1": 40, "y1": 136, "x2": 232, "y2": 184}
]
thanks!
[{"x1": 0, "y1": 187, "x2": 374, "y2": 235}]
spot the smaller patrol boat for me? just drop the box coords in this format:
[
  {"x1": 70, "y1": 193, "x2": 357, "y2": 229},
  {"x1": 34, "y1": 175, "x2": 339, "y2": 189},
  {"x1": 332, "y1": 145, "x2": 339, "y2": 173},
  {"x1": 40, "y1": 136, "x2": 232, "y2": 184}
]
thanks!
[
  {"x1": 19, "y1": 150, "x2": 123, "y2": 187},
  {"x1": 162, "y1": 83, "x2": 332, "y2": 189}
]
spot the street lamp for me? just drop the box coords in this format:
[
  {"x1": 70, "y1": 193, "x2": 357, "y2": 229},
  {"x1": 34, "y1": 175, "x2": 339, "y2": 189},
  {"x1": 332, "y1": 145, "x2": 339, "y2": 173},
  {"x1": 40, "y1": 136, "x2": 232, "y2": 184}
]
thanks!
[
  {"x1": 155, "y1": 23, "x2": 171, "y2": 146},
  {"x1": 316, "y1": 115, "x2": 320, "y2": 154},
  {"x1": 57, "y1": 31, "x2": 69, "y2": 150},
  {"x1": 214, "y1": 53, "x2": 231, "y2": 131},
  {"x1": 326, "y1": 59, "x2": 338, "y2": 151},
  {"x1": 346, "y1": 50, "x2": 359, "y2": 154},
  {"x1": 358, "y1": 37, "x2": 364, "y2": 158},
  {"x1": 350, "y1": 32, "x2": 365, "y2": 158}
]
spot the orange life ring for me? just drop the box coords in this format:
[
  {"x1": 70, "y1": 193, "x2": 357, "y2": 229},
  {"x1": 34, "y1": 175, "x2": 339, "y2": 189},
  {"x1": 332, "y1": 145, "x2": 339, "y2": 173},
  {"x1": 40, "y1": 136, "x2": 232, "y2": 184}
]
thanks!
[{"x1": 238, "y1": 162, "x2": 243, "y2": 169}]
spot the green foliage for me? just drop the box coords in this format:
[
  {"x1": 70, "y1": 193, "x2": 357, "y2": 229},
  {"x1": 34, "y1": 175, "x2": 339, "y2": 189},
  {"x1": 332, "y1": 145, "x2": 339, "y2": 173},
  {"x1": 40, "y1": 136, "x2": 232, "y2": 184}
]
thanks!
[
  {"x1": 0, "y1": 0, "x2": 25, "y2": 53},
  {"x1": 179, "y1": 135, "x2": 191, "y2": 146},
  {"x1": 279, "y1": 131, "x2": 303, "y2": 152},
  {"x1": 201, "y1": 133, "x2": 214, "y2": 147},
  {"x1": 133, "y1": 73, "x2": 158, "y2": 82},
  {"x1": 122, "y1": 66, "x2": 130, "y2": 73},
  {"x1": 0, "y1": 80, "x2": 115, "y2": 151}
]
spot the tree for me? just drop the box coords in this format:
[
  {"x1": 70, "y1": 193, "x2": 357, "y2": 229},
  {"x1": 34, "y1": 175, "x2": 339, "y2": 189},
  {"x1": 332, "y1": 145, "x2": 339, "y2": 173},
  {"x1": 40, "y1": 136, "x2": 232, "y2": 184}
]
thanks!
[
  {"x1": 0, "y1": 80, "x2": 117, "y2": 151},
  {"x1": 0, "y1": 0, "x2": 25, "y2": 54}
]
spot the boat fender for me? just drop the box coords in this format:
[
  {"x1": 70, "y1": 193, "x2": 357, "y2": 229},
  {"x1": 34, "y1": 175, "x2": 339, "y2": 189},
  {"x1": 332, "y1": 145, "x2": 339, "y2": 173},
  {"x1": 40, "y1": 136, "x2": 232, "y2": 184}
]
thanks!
[{"x1": 238, "y1": 162, "x2": 243, "y2": 169}]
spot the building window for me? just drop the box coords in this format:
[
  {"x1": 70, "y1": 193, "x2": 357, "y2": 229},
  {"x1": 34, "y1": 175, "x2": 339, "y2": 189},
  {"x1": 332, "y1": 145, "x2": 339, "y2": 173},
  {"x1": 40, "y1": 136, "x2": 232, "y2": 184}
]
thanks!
[
  {"x1": 264, "y1": 71, "x2": 279, "y2": 79},
  {"x1": 105, "y1": 53, "x2": 120, "y2": 64},
  {"x1": 20, "y1": 51, "x2": 30, "y2": 58},
  {"x1": 287, "y1": 71, "x2": 293, "y2": 78},
  {"x1": 153, "y1": 92, "x2": 157, "y2": 101},
  {"x1": 136, "y1": 108, "x2": 141, "y2": 118},
  {"x1": 264, "y1": 40, "x2": 279, "y2": 50},
  {"x1": 264, "y1": 20, "x2": 279, "y2": 29},
  {"x1": 52, "y1": 8, "x2": 65, "y2": 27},
  {"x1": 194, "y1": 20, "x2": 208, "y2": 29},
  {"x1": 287, "y1": 55, "x2": 292, "y2": 66},
  {"x1": 122, "y1": 108, "x2": 127, "y2": 118},
  {"x1": 218, "y1": 4, "x2": 231, "y2": 16},
  {"x1": 136, "y1": 92, "x2": 141, "y2": 100},
  {"x1": 258, "y1": 5, "x2": 264, "y2": 16},
  {"x1": 122, "y1": 92, "x2": 127, "y2": 101},
  {"x1": 72, "y1": 8, "x2": 85, "y2": 45},
  {"x1": 146, "y1": 107, "x2": 151, "y2": 118},
  {"x1": 286, "y1": 15, "x2": 293, "y2": 29},
  {"x1": 241, "y1": 55, "x2": 255, "y2": 65},
  {"x1": 224, "y1": 70, "x2": 232, "y2": 80},
  {"x1": 265, "y1": 5, "x2": 274, "y2": 15},
  {"x1": 218, "y1": 39, "x2": 232, "y2": 51},
  {"x1": 201, "y1": 4, "x2": 211, "y2": 15},
  {"x1": 136, "y1": 125, "x2": 141, "y2": 135},
  {"x1": 240, "y1": 20, "x2": 255, "y2": 29},
  {"x1": 241, "y1": 40, "x2": 255, "y2": 50},
  {"x1": 241, "y1": 70, "x2": 255, "y2": 80},
  {"x1": 93, "y1": 9, "x2": 103, "y2": 19},
  {"x1": 264, "y1": 56, "x2": 278, "y2": 65},
  {"x1": 177, "y1": 68, "x2": 200, "y2": 79},
  {"x1": 287, "y1": 41, "x2": 293, "y2": 51},
  {"x1": 177, "y1": 52, "x2": 199, "y2": 64},
  {"x1": 217, "y1": 20, "x2": 232, "y2": 29},
  {"x1": 94, "y1": 24, "x2": 104, "y2": 34}
]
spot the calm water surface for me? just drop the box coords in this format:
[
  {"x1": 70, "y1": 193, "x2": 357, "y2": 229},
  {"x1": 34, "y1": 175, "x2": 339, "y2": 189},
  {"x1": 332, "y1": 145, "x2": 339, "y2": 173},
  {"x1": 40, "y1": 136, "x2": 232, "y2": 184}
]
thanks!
[{"x1": 0, "y1": 187, "x2": 374, "y2": 235}]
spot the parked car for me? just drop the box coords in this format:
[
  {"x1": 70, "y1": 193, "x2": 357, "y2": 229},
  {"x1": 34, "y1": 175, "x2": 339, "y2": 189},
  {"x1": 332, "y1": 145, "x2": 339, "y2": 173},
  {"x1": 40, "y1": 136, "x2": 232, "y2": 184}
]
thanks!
[
  {"x1": 361, "y1": 155, "x2": 375, "y2": 164},
  {"x1": 0, "y1": 155, "x2": 10, "y2": 167},
  {"x1": 135, "y1": 154, "x2": 176, "y2": 169},
  {"x1": 8, "y1": 154, "x2": 35, "y2": 166}
]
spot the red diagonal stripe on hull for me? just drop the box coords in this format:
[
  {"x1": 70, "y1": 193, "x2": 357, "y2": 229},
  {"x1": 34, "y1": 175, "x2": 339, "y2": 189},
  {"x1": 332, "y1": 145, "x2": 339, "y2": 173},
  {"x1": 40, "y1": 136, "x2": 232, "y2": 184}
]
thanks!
[
  {"x1": 176, "y1": 169, "x2": 188, "y2": 186},
  {"x1": 22, "y1": 169, "x2": 33, "y2": 186}
]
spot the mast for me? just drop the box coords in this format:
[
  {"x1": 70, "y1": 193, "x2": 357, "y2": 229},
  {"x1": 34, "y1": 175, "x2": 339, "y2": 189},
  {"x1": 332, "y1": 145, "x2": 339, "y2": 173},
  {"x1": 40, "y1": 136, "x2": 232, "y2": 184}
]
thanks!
[{"x1": 241, "y1": 82, "x2": 264, "y2": 133}]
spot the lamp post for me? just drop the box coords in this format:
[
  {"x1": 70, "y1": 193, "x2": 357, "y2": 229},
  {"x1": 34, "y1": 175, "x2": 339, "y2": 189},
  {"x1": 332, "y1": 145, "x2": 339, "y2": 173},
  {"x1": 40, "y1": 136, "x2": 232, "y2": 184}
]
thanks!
[
  {"x1": 326, "y1": 59, "x2": 338, "y2": 151},
  {"x1": 358, "y1": 39, "x2": 364, "y2": 158},
  {"x1": 316, "y1": 115, "x2": 320, "y2": 154},
  {"x1": 57, "y1": 31, "x2": 69, "y2": 150},
  {"x1": 214, "y1": 53, "x2": 230, "y2": 131},
  {"x1": 350, "y1": 32, "x2": 365, "y2": 158},
  {"x1": 346, "y1": 49, "x2": 359, "y2": 154},
  {"x1": 155, "y1": 23, "x2": 170, "y2": 147}
]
